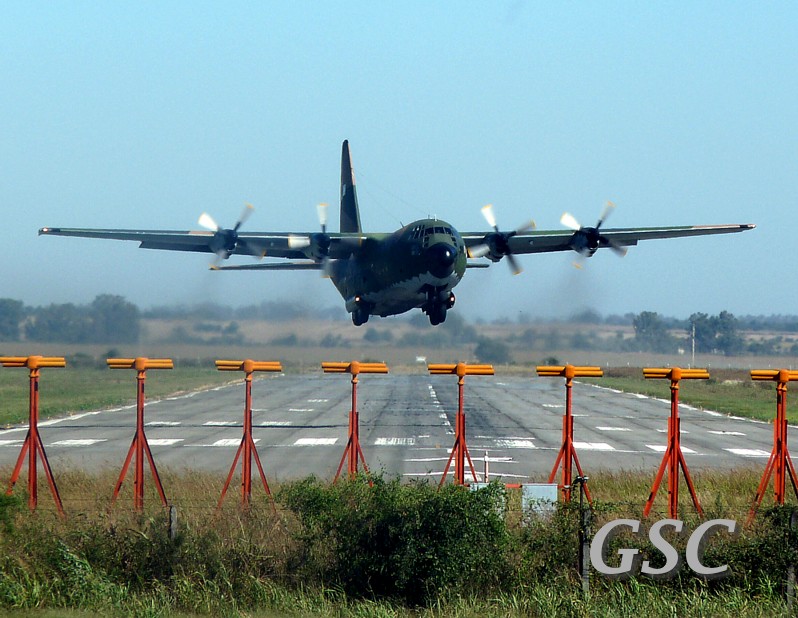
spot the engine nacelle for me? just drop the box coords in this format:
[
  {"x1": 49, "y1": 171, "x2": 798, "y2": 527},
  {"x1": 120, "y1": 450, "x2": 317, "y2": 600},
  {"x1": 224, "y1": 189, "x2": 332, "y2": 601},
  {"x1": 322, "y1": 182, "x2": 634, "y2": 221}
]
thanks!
[
  {"x1": 309, "y1": 232, "x2": 332, "y2": 262},
  {"x1": 481, "y1": 232, "x2": 511, "y2": 262}
]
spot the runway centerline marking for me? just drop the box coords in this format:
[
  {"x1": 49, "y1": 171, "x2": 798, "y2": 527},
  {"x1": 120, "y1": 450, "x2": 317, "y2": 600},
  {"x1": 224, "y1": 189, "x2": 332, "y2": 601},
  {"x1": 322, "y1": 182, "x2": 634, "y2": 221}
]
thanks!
[
  {"x1": 294, "y1": 438, "x2": 337, "y2": 446},
  {"x1": 725, "y1": 448, "x2": 770, "y2": 457}
]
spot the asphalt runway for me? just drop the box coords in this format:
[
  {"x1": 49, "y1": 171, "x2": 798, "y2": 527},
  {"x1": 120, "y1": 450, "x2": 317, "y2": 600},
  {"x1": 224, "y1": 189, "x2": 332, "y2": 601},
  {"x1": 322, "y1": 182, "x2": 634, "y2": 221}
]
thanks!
[{"x1": 0, "y1": 375, "x2": 778, "y2": 484}]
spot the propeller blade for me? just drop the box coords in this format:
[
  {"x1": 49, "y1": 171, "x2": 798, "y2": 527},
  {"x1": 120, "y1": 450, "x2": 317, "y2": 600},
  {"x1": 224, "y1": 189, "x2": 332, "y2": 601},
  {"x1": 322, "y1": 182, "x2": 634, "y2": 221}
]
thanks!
[
  {"x1": 317, "y1": 202, "x2": 329, "y2": 233},
  {"x1": 288, "y1": 235, "x2": 311, "y2": 249},
  {"x1": 560, "y1": 212, "x2": 581, "y2": 231},
  {"x1": 514, "y1": 219, "x2": 536, "y2": 234},
  {"x1": 198, "y1": 212, "x2": 219, "y2": 232},
  {"x1": 321, "y1": 257, "x2": 334, "y2": 279},
  {"x1": 233, "y1": 203, "x2": 255, "y2": 231},
  {"x1": 481, "y1": 203, "x2": 497, "y2": 230},
  {"x1": 507, "y1": 253, "x2": 523, "y2": 276},
  {"x1": 607, "y1": 238, "x2": 628, "y2": 257},
  {"x1": 468, "y1": 244, "x2": 490, "y2": 258},
  {"x1": 597, "y1": 200, "x2": 615, "y2": 229}
]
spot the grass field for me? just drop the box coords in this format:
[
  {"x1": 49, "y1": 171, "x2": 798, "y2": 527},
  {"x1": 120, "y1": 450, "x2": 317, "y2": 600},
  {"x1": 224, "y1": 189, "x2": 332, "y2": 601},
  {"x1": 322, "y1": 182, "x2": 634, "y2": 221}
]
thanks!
[
  {"x1": 0, "y1": 367, "x2": 234, "y2": 427},
  {"x1": 0, "y1": 468, "x2": 795, "y2": 617}
]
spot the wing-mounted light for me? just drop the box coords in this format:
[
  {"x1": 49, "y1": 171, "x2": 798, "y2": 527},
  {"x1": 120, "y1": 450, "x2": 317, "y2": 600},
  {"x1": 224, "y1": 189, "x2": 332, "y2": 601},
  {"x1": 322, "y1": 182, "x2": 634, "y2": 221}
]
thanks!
[
  {"x1": 561, "y1": 201, "x2": 628, "y2": 265},
  {"x1": 468, "y1": 203, "x2": 535, "y2": 275},
  {"x1": 198, "y1": 203, "x2": 255, "y2": 264}
]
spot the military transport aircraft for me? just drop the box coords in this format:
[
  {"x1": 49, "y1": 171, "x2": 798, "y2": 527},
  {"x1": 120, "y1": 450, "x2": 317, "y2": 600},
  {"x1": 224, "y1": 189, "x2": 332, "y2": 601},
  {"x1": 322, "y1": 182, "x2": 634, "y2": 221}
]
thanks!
[{"x1": 40, "y1": 140, "x2": 754, "y2": 326}]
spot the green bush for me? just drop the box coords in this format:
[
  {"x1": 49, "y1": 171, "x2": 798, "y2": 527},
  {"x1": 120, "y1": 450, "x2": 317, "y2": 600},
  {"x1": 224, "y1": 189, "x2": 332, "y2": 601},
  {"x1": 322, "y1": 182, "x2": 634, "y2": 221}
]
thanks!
[{"x1": 277, "y1": 475, "x2": 510, "y2": 604}]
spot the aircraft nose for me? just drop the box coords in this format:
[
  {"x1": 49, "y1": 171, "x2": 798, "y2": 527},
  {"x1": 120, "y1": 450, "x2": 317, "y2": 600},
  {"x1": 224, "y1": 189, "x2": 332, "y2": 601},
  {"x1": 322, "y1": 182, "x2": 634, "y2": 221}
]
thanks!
[{"x1": 427, "y1": 242, "x2": 458, "y2": 278}]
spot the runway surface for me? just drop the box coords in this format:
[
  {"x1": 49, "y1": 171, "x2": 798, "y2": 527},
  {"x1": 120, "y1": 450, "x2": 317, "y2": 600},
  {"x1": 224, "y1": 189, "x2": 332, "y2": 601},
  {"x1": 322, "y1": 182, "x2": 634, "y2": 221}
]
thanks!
[{"x1": 0, "y1": 375, "x2": 778, "y2": 483}]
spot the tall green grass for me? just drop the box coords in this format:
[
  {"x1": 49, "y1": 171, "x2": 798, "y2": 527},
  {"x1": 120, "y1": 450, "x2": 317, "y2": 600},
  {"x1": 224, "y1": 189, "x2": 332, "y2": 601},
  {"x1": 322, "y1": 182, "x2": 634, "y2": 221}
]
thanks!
[{"x1": 1, "y1": 469, "x2": 796, "y2": 617}]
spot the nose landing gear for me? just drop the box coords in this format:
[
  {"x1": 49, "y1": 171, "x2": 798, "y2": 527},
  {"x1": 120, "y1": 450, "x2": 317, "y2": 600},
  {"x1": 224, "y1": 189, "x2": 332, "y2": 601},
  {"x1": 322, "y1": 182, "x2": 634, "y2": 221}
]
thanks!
[{"x1": 423, "y1": 289, "x2": 455, "y2": 326}]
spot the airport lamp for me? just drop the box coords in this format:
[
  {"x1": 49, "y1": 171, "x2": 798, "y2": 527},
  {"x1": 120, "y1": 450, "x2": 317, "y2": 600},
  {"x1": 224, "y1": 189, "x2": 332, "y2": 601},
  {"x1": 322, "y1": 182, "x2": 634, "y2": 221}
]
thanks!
[
  {"x1": 322, "y1": 361, "x2": 389, "y2": 481},
  {"x1": 747, "y1": 369, "x2": 798, "y2": 523},
  {"x1": 215, "y1": 359, "x2": 283, "y2": 509},
  {"x1": 428, "y1": 362, "x2": 494, "y2": 486},
  {"x1": 642, "y1": 367, "x2": 708, "y2": 518},
  {"x1": 1, "y1": 356, "x2": 66, "y2": 515},
  {"x1": 536, "y1": 365, "x2": 603, "y2": 504},
  {"x1": 107, "y1": 357, "x2": 173, "y2": 512}
]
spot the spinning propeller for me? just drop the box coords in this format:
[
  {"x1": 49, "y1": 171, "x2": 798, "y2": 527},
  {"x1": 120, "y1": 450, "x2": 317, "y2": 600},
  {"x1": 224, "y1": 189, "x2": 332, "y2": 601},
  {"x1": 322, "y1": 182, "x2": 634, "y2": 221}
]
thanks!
[
  {"x1": 198, "y1": 203, "x2": 255, "y2": 265},
  {"x1": 469, "y1": 203, "x2": 535, "y2": 275},
  {"x1": 560, "y1": 201, "x2": 628, "y2": 265},
  {"x1": 287, "y1": 203, "x2": 334, "y2": 276}
]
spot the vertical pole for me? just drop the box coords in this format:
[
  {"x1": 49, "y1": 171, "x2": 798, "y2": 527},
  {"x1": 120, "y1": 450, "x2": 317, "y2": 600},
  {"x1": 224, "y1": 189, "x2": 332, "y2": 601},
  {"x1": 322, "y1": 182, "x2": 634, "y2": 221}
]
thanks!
[
  {"x1": 28, "y1": 369, "x2": 39, "y2": 510},
  {"x1": 668, "y1": 379, "x2": 679, "y2": 518},
  {"x1": 242, "y1": 372, "x2": 253, "y2": 505},
  {"x1": 134, "y1": 370, "x2": 145, "y2": 512},
  {"x1": 776, "y1": 380, "x2": 787, "y2": 504},
  {"x1": 456, "y1": 375, "x2": 465, "y2": 485},
  {"x1": 350, "y1": 374, "x2": 359, "y2": 477},
  {"x1": 562, "y1": 376, "x2": 573, "y2": 502}
]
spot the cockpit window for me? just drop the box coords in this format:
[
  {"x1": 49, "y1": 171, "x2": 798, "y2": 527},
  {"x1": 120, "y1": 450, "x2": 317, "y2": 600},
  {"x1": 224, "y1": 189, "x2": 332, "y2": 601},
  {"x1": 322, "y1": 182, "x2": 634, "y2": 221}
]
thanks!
[{"x1": 434, "y1": 226, "x2": 444, "y2": 234}]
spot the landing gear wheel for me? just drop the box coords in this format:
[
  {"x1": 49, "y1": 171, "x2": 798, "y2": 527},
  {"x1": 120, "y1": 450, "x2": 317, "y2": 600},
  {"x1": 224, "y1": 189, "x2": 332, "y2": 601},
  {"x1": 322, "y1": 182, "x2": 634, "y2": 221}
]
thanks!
[
  {"x1": 428, "y1": 304, "x2": 447, "y2": 326},
  {"x1": 352, "y1": 307, "x2": 370, "y2": 326}
]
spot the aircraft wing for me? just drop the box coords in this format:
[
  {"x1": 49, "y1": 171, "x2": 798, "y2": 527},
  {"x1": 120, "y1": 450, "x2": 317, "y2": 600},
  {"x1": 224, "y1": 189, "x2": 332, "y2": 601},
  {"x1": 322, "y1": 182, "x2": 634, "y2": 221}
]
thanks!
[
  {"x1": 38, "y1": 227, "x2": 369, "y2": 260},
  {"x1": 461, "y1": 224, "x2": 755, "y2": 256}
]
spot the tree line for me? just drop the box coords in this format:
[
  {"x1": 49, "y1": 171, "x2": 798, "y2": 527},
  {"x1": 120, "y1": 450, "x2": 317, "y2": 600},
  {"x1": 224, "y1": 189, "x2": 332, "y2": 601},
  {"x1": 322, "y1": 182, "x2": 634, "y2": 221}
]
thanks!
[{"x1": 0, "y1": 295, "x2": 140, "y2": 343}]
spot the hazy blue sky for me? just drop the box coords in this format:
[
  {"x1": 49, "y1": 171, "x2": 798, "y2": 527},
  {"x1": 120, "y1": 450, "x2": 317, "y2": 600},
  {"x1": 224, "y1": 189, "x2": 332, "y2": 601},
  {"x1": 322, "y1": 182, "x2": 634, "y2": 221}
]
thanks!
[{"x1": 1, "y1": 3, "x2": 794, "y2": 321}]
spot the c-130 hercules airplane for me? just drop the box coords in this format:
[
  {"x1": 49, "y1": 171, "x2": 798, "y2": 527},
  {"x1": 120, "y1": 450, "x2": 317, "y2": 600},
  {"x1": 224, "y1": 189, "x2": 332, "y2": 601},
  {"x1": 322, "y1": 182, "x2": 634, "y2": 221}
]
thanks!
[{"x1": 41, "y1": 140, "x2": 754, "y2": 326}]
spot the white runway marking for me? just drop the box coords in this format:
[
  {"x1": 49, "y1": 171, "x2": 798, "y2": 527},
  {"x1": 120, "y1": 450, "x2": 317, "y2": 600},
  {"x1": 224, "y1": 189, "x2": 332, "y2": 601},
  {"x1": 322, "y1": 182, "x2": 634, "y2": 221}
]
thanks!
[
  {"x1": 710, "y1": 430, "x2": 746, "y2": 436},
  {"x1": 725, "y1": 448, "x2": 770, "y2": 457},
  {"x1": 146, "y1": 421, "x2": 181, "y2": 426},
  {"x1": 256, "y1": 421, "x2": 291, "y2": 427},
  {"x1": 494, "y1": 439, "x2": 536, "y2": 449},
  {"x1": 307, "y1": 399, "x2": 328, "y2": 403},
  {"x1": 573, "y1": 442, "x2": 614, "y2": 451},
  {"x1": 148, "y1": 439, "x2": 183, "y2": 446},
  {"x1": 289, "y1": 408, "x2": 314, "y2": 412},
  {"x1": 204, "y1": 421, "x2": 237, "y2": 426},
  {"x1": 0, "y1": 440, "x2": 23, "y2": 446},
  {"x1": 657, "y1": 428, "x2": 689, "y2": 433},
  {"x1": 597, "y1": 426, "x2": 631, "y2": 432},
  {"x1": 293, "y1": 438, "x2": 337, "y2": 446},
  {"x1": 211, "y1": 438, "x2": 258, "y2": 447},
  {"x1": 375, "y1": 437, "x2": 415, "y2": 446},
  {"x1": 49, "y1": 439, "x2": 107, "y2": 447},
  {"x1": 646, "y1": 444, "x2": 696, "y2": 454}
]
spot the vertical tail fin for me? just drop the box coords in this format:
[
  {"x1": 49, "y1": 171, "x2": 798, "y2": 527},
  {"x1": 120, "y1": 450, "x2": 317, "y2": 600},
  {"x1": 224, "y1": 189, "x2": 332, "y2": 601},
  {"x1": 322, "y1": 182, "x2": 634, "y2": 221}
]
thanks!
[{"x1": 340, "y1": 140, "x2": 362, "y2": 233}]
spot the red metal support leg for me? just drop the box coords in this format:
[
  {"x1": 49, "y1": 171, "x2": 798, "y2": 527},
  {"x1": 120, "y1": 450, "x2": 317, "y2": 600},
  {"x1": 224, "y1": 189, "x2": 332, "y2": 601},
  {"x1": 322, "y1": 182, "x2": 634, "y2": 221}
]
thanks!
[
  {"x1": 439, "y1": 375, "x2": 478, "y2": 487},
  {"x1": 217, "y1": 369, "x2": 274, "y2": 509},
  {"x1": 5, "y1": 365, "x2": 64, "y2": 516},
  {"x1": 334, "y1": 374, "x2": 370, "y2": 481},
  {"x1": 747, "y1": 372, "x2": 798, "y2": 524},
  {"x1": 548, "y1": 377, "x2": 593, "y2": 505},
  {"x1": 111, "y1": 369, "x2": 168, "y2": 511},
  {"x1": 644, "y1": 378, "x2": 702, "y2": 518}
]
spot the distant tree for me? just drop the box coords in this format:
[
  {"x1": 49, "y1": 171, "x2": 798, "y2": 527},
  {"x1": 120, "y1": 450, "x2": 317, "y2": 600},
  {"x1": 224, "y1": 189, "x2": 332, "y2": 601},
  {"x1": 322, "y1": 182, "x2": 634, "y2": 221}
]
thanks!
[
  {"x1": 688, "y1": 313, "x2": 715, "y2": 353},
  {"x1": 633, "y1": 311, "x2": 674, "y2": 353},
  {"x1": 0, "y1": 298, "x2": 23, "y2": 340},
  {"x1": 715, "y1": 310, "x2": 743, "y2": 356},
  {"x1": 688, "y1": 310, "x2": 743, "y2": 356},
  {"x1": 26, "y1": 303, "x2": 91, "y2": 343},
  {"x1": 474, "y1": 337, "x2": 512, "y2": 365},
  {"x1": 90, "y1": 294, "x2": 140, "y2": 343}
]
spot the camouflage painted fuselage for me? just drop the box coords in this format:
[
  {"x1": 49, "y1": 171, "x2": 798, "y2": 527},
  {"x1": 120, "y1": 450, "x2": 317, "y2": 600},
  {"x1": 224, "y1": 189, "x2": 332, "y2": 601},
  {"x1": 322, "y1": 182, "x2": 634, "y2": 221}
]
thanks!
[{"x1": 330, "y1": 218, "x2": 466, "y2": 318}]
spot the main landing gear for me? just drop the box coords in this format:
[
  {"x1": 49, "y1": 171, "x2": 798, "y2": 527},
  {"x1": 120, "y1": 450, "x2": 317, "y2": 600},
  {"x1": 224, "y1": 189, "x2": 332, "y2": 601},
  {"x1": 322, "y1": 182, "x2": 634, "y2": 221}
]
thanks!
[{"x1": 423, "y1": 289, "x2": 456, "y2": 326}]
